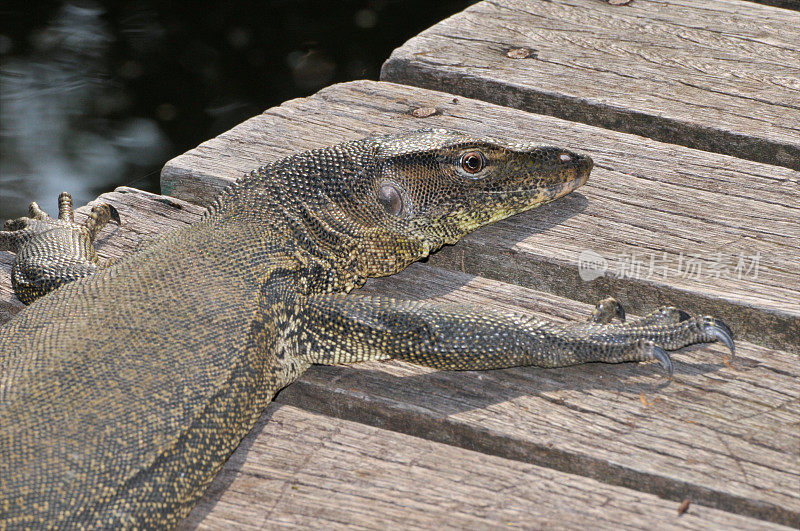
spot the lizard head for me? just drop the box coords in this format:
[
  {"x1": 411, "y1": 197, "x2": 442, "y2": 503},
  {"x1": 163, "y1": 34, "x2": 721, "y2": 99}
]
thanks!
[{"x1": 369, "y1": 128, "x2": 592, "y2": 253}]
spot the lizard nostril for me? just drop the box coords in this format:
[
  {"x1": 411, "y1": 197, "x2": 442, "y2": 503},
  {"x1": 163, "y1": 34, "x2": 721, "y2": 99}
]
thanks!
[{"x1": 559, "y1": 153, "x2": 572, "y2": 163}]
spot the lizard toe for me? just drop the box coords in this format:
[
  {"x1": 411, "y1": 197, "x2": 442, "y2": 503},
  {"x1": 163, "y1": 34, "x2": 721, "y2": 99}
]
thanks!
[
  {"x1": 637, "y1": 339, "x2": 673, "y2": 378},
  {"x1": 706, "y1": 317, "x2": 735, "y2": 359},
  {"x1": 651, "y1": 342, "x2": 673, "y2": 378}
]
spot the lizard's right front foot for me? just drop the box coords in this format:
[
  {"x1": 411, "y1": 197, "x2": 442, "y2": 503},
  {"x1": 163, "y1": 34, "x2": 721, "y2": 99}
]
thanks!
[
  {"x1": 0, "y1": 192, "x2": 120, "y2": 304},
  {"x1": 580, "y1": 299, "x2": 735, "y2": 378}
]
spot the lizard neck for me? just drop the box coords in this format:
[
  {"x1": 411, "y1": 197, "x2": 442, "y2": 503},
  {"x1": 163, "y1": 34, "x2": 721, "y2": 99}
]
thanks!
[
  {"x1": 202, "y1": 141, "x2": 428, "y2": 293},
  {"x1": 201, "y1": 143, "x2": 374, "y2": 293}
]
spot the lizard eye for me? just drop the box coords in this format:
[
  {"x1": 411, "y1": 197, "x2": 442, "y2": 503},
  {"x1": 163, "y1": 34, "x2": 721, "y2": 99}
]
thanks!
[
  {"x1": 460, "y1": 151, "x2": 486, "y2": 175},
  {"x1": 378, "y1": 183, "x2": 404, "y2": 216}
]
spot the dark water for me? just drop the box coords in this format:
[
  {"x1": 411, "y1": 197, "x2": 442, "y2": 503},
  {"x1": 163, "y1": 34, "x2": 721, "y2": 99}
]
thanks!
[{"x1": 0, "y1": 0, "x2": 474, "y2": 220}]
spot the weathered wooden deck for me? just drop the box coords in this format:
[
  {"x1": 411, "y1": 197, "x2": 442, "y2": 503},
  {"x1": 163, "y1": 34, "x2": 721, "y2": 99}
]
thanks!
[
  {"x1": 381, "y1": 0, "x2": 800, "y2": 170},
  {"x1": 1, "y1": 0, "x2": 798, "y2": 529}
]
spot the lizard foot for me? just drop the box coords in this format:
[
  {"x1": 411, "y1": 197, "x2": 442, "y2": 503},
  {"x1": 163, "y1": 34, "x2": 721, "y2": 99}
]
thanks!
[
  {"x1": 590, "y1": 297, "x2": 626, "y2": 324},
  {"x1": 594, "y1": 311, "x2": 735, "y2": 378},
  {"x1": 0, "y1": 192, "x2": 120, "y2": 304}
]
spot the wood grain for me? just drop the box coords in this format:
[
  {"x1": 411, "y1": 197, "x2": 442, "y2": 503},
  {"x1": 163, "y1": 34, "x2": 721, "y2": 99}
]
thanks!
[
  {"x1": 380, "y1": 0, "x2": 800, "y2": 170},
  {"x1": 181, "y1": 405, "x2": 790, "y2": 530},
  {"x1": 161, "y1": 80, "x2": 800, "y2": 352}
]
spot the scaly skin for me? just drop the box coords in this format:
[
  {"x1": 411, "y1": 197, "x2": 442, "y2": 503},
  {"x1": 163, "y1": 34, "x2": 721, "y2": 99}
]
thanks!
[{"x1": 0, "y1": 129, "x2": 733, "y2": 528}]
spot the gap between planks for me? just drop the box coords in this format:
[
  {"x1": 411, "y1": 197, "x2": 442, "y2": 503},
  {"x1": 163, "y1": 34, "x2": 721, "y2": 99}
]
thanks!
[{"x1": 180, "y1": 404, "x2": 792, "y2": 530}]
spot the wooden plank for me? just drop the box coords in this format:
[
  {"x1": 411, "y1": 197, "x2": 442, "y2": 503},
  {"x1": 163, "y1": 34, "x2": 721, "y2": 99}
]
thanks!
[
  {"x1": 181, "y1": 404, "x2": 790, "y2": 530},
  {"x1": 160, "y1": 80, "x2": 800, "y2": 352},
  {"x1": 277, "y1": 263, "x2": 800, "y2": 527},
  {"x1": 2, "y1": 186, "x2": 796, "y2": 526},
  {"x1": 380, "y1": 0, "x2": 800, "y2": 171}
]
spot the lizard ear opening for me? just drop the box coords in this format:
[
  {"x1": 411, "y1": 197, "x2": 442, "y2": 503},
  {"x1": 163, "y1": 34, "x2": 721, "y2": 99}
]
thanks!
[{"x1": 378, "y1": 183, "x2": 408, "y2": 217}]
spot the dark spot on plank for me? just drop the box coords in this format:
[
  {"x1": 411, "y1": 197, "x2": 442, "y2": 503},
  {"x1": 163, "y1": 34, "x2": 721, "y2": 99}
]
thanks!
[
  {"x1": 410, "y1": 107, "x2": 438, "y2": 118},
  {"x1": 159, "y1": 198, "x2": 183, "y2": 210},
  {"x1": 506, "y1": 47, "x2": 537, "y2": 59}
]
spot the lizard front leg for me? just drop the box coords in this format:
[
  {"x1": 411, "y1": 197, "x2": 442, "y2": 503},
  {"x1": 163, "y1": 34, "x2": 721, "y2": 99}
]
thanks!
[
  {"x1": 296, "y1": 293, "x2": 733, "y2": 377},
  {"x1": 0, "y1": 192, "x2": 120, "y2": 304}
]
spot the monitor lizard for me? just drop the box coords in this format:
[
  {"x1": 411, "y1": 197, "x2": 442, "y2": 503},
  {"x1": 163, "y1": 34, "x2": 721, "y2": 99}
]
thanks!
[{"x1": 0, "y1": 128, "x2": 734, "y2": 528}]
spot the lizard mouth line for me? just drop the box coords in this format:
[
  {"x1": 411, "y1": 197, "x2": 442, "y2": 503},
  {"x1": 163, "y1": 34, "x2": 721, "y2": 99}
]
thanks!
[
  {"x1": 548, "y1": 171, "x2": 589, "y2": 198},
  {"x1": 482, "y1": 171, "x2": 589, "y2": 201}
]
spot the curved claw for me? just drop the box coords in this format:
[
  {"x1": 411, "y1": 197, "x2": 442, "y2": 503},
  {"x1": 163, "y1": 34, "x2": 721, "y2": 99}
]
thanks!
[
  {"x1": 710, "y1": 320, "x2": 735, "y2": 359},
  {"x1": 652, "y1": 344, "x2": 674, "y2": 378},
  {"x1": 615, "y1": 302, "x2": 626, "y2": 323},
  {"x1": 107, "y1": 204, "x2": 121, "y2": 225}
]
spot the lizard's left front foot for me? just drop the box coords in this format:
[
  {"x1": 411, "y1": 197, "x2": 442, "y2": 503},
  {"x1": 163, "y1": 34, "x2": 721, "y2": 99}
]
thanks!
[{"x1": 0, "y1": 192, "x2": 120, "y2": 304}]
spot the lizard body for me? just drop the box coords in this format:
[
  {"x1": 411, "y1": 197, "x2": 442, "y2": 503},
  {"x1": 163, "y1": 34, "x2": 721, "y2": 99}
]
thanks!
[{"x1": 0, "y1": 129, "x2": 733, "y2": 527}]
